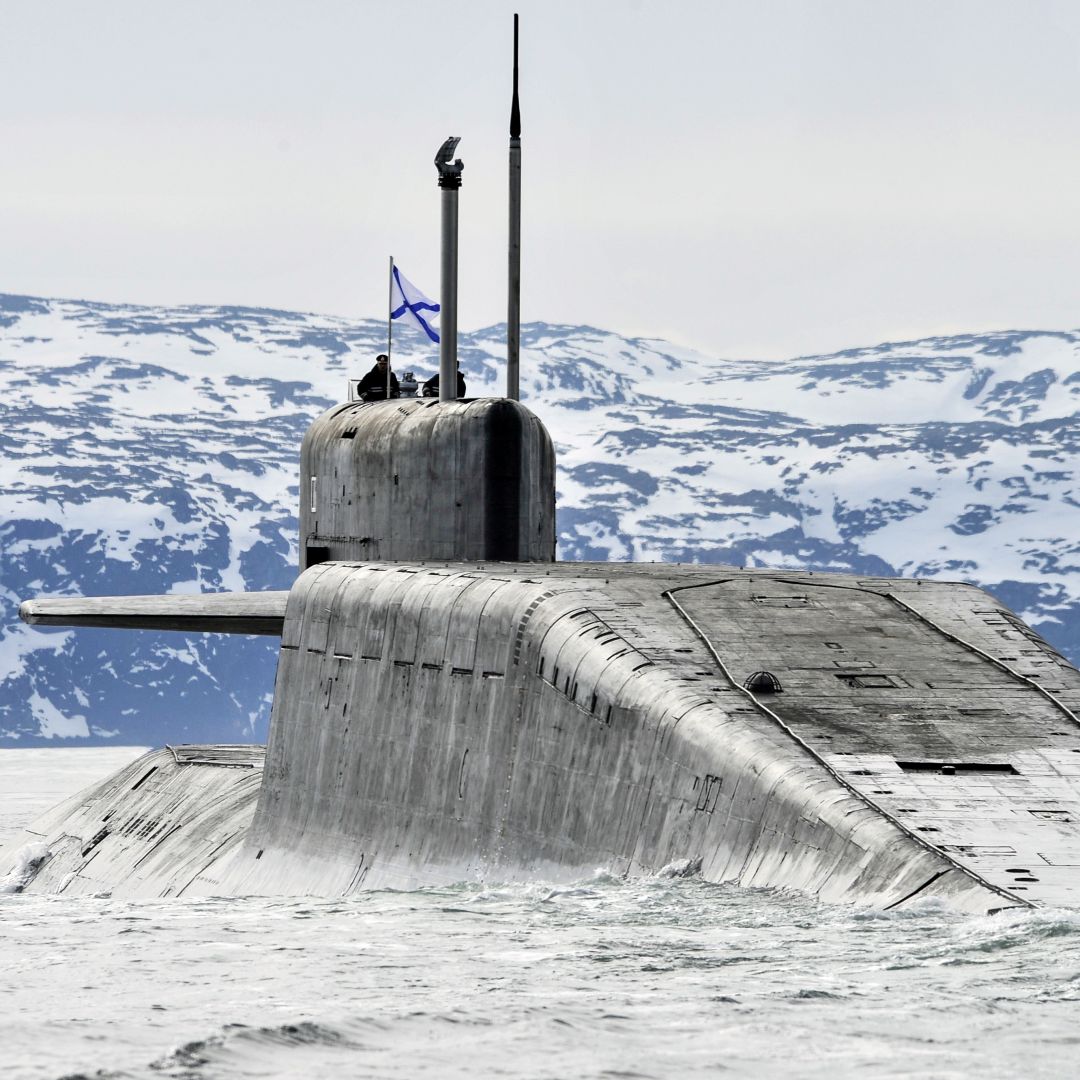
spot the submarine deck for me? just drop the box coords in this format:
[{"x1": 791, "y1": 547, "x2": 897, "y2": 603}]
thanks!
[
  {"x1": 510, "y1": 562, "x2": 1080, "y2": 907},
  {"x1": 359, "y1": 561, "x2": 1080, "y2": 906},
  {"x1": 663, "y1": 571, "x2": 1080, "y2": 906},
  {"x1": 9, "y1": 562, "x2": 1080, "y2": 908}
]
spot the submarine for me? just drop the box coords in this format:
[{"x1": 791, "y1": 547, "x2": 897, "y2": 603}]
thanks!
[
  {"x1": 6, "y1": 29, "x2": 1080, "y2": 913},
  {"x1": 9, "y1": 389, "x2": 1080, "y2": 912}
]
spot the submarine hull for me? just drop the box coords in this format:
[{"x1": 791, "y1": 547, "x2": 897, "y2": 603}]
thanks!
[{"x1": 9, "y1": 562, "x2": 1080, "y2": 911}]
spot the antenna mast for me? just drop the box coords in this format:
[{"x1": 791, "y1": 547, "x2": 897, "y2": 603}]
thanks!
[
  {"x1": 507, "y1": 13, "x2": 522, "y2": 400},
  {"x1": 435, "y1": 136, "x2": 463, "y2": 401}
]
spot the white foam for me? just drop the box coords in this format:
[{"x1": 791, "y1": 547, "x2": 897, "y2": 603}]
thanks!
[{"x1": 0, "y1": 841, "x2": 48, "y2": 894}]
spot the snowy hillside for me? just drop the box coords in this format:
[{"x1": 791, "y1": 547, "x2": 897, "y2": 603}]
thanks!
[{"x1": 2, "y1": 292, "x2": 1078, "y2": 745}]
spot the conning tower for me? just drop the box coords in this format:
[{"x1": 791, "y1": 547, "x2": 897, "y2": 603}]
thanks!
[{"x1": 300, "y1": 397, "x2": 555, "y2": 569}]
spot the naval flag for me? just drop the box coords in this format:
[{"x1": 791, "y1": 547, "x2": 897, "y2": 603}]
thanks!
[{"x1": 390, "y1": 266, "x2": 440, "y2": 343}]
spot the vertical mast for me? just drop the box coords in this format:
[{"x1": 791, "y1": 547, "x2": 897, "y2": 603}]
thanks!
[
  {"x1": 507, "y1": 13, "x2": 522, "y2": 401},
  {"x1": 435, "y1": 137, "x2": 463, "y2": 402}
]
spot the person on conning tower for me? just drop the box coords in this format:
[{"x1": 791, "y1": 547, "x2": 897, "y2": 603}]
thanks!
[
  {"x1": 422, "y1": 362, "x2": 466, "y2": 398},
  {"x1": 357, "y1": 354, "x2": 400, "y2": 401}
]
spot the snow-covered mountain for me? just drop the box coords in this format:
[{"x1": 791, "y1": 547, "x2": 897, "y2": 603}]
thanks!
[{"x1": 2, "y1": 293, "x2": 1078, "y2": 745}]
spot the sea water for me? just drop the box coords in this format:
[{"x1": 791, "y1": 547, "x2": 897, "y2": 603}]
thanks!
[{"x1": 3, "y1": 750, "x2": 1079, "y2": 1080}]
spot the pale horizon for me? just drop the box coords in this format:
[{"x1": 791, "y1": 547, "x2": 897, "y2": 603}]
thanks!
[{"x1": 3, "y1": 0, "x2": 1079, "y2": 361}]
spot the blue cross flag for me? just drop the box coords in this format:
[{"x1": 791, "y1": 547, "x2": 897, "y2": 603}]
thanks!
[{"x1": 390, "y1": 266, "x2": 440, "y2": 343}]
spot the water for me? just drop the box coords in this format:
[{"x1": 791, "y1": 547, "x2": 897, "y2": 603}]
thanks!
[{"x1": 3, "y1": 751, "x2": 1080, "y2": 1079}]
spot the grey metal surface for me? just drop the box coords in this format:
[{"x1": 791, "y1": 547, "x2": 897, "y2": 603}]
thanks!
[
  {"x1": 18, "y1": 591, "x2": 288, "y2": 635},
  {"x1": 507, "y1": 13, "x2": 522, "y2": 401},
  {"x1": 198, "y1": 562, "x2": 1032, "y2": 908},
  {"x1": 299, "y1": 399, "x2": 555, "y2": 567},
  {"x1": 668, "y1": 574, "x2": 1080, "y2": 907},
  {"x1": 435, "y1": 136, "x2": 463, "y2": 401},
  {"x1": 188, "y1": 564, "x2": 1073, "y2": 906},
  {"x1": 10, "y1": 561, "x2": 1080, "y2": 909},
  {"x1": 4, "y1": 745, "x2": 263, "y2": 897},
  {"x1": 439, "y1": 184, "x2": 458, "y2": 401}
]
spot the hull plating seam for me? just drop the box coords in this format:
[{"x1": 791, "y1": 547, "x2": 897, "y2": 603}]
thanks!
[{"x1": 880, "y1": 589, "x2": 1080, "y2": 731}]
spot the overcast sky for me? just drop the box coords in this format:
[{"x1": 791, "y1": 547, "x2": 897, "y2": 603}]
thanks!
[{"x1": 3, "y1": 0, "x2": 1079, "y2": 358}]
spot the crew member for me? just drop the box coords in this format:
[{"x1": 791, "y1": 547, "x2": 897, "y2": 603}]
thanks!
[
  {"x1": 422, "y1": 364, "x2": 466, "y2": 398},
  {"x1": 356, "y1": 354, "x2": 400, "y2": 401}
]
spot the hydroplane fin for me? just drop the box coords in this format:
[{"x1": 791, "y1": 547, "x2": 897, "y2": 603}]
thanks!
[{"x1": 18, "y1": 592, "x2": 288, "y2": 636}]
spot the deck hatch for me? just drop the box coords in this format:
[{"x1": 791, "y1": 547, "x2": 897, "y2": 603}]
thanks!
[
  {"x1": 835, "y1": 672, "x2": 903, "y2": 688},
  {"x1": 752, "y1": 595, "x2": 810, "y2": 607},
  {"x1": 306, "y1": 545, "x2": 331, "y2": 567},
  {"x1": 694, "y1": 774, "x2": 722, "y2": 813},
  {"x1": 896, "y1": 760, "x2": 1019, "y2": 775},
  {"x1": 1036, "y1": 851, "x2": 1080, "y2": 866}
]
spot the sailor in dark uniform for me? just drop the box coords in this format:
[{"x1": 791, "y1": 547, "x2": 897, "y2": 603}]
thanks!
[
  {"x1": 422, "y1": 364, "x2": 466, "y2": 398},
  {"x1": 356, "y1": 354, "x2": 400, "y2": 401}
]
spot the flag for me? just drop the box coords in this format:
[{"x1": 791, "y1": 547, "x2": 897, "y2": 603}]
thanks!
[{"x1": 390, "y1": 266, "x2": 440, "y2": 343}]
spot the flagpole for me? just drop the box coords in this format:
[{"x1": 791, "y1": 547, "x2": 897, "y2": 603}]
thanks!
[
  {"x1": 386, "y1": 255, "x2": 394, "y2": 400},
  {"x1": 507, "y1": 13, "x2": 521, "y2": 401}
]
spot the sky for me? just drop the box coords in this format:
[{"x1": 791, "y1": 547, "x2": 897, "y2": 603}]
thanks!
[{"x1": 2, "y1": 0, "x2": 1079, "y2": 359}]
